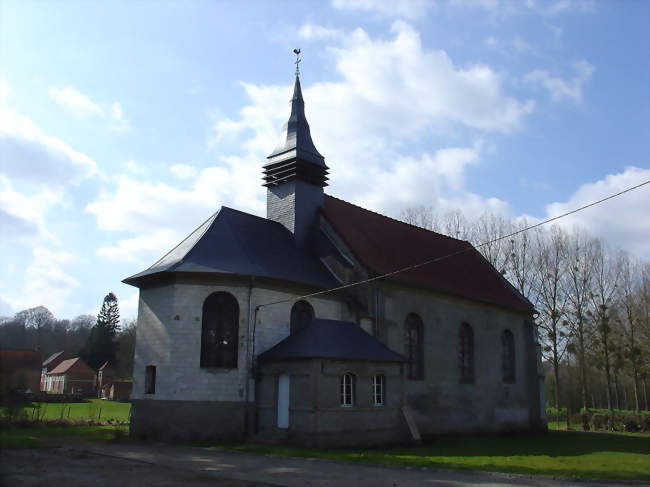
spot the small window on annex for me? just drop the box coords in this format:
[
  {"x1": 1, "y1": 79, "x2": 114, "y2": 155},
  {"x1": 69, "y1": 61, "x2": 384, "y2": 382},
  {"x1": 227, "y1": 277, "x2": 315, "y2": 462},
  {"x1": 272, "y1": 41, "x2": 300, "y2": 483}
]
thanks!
[
  {"x1": 459, "y1": 322, "x2": 475, "y2": 384},
  {"x1": 290, "y1": 300, "x2": 314, "y2": 335},
  {"x1": 406, "y1": 313, "x2": 424, "y2": 380},
  {"x1": 144, "y1": 365, "x2": 156, "y2": 394},
  {"x1": 340, "y1": 373, "x2": 355, "y2": 407},
  {"x1": 201, "y1": 292, "x2": 240, "y2": 369},
  {"x1": 502, "y1": 329, "x2": 516, "y2": 383},
  {"x1": 373, "y1": 374, "x2": 385, "y2": 406}
]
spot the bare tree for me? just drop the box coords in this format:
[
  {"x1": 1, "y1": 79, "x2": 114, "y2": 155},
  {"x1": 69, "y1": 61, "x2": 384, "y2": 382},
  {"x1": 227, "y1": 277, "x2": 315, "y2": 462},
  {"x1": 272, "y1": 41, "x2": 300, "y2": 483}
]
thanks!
[
  {"x1": 564, "y1": 229, "x2": 596, "y2": 411},
  {"x1": 534, "y1": 225, "x2": 569, "y2": 410},
  {"x1": 589, "y1": 240, "x2": 622, "y2": 411}
]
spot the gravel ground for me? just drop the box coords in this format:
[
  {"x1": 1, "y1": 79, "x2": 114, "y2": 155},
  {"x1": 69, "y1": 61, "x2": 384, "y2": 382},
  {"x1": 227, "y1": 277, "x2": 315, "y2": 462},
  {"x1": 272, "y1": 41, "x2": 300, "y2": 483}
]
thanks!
[{"x1": 0, "y1": 446, "x2": 275, "y2": 487}]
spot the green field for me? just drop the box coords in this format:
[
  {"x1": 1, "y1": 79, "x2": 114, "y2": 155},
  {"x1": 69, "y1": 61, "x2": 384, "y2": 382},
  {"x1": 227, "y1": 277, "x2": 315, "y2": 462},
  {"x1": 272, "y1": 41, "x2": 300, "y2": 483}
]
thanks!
[
  {"x1": 2, "y1": 399, "x2": 131, "y2": 422},
  {"x1": 219, "y1": 431, "x2": 650, "y2": 481}
]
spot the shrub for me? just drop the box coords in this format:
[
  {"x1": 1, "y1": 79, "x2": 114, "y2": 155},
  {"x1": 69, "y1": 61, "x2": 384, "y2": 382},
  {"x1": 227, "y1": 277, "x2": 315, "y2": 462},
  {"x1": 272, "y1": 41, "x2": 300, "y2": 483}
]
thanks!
[
  {"x1": 592, "y1": 413, "x2": 609, "y2": 430},
  {"x1": 623, "y1": 415, "x2": 641, "y2": 432}
]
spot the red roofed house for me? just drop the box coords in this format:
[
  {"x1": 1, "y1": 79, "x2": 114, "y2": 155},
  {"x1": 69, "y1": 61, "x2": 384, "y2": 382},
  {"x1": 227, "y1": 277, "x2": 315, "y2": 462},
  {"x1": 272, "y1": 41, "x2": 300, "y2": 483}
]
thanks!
[
  {"x1": 45, "y1": 357, "x2": 96, "y2": 396},
  {"x1": 41, "y1": 351, "x2": 68, "y2": 392},
  {"x1": 124, "y1": 67, "x2": 546, "y2": 446},
  {"x1": 0, "y1": 349, "x2": 41, "y2": 397}
]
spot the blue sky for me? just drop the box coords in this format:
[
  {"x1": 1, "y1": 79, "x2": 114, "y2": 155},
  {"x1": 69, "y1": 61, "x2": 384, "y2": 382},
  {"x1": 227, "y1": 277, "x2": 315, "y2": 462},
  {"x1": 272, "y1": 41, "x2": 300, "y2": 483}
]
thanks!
[{"x1": 1, "y1": 0, "x2": 648, "y2": 320}]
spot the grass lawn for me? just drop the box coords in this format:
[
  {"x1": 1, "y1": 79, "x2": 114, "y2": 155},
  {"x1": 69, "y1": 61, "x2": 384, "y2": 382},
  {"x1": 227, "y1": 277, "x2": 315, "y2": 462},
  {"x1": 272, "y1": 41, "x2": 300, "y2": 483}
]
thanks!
[
  {"x1": 3, "y1": 399, "x2": 131, "y2": 422},
  {"x1": 0, "y1": 425, "x2": 129, "y2": 449},
  {"x1": 219, "y1": 431, "x2": 650, "y2": 481}
]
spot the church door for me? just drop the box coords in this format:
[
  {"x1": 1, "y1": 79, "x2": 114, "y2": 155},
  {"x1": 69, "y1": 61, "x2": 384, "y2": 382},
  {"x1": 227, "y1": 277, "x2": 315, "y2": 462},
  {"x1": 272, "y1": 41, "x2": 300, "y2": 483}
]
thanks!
[{"x1": 277, "y1": 374, "x2": 290, "y2": 429}]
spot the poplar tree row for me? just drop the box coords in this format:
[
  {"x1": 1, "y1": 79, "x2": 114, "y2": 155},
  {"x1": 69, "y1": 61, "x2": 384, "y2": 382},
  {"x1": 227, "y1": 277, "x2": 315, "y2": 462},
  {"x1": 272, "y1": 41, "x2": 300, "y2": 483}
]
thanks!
[{"x1": 400, "y1": 206, "x2": 650, "y2": 412}]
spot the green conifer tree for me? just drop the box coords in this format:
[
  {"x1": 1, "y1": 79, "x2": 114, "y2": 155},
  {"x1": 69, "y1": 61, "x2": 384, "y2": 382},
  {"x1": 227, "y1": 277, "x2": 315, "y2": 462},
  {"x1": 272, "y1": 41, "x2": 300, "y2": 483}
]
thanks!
[{"x1": 81, "y1": 292, "x2": 121, "y2": 370}]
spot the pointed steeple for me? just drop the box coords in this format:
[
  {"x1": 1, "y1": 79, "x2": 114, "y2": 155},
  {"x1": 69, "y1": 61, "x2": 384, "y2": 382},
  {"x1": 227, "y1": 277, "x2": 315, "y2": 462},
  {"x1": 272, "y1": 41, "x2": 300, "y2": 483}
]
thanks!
[{"x1": 263, "y1": 70, "x2": 329, "y2": 188}]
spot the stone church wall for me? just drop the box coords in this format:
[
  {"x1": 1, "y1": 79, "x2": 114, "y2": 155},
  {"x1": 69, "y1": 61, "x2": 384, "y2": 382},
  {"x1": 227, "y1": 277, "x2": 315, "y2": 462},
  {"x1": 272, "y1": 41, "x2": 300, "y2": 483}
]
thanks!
[
  {"x1": 130, "y1": 276, "x2": 349, "y2": 441},
  {"x1": 377, "y1": 281, "x2": 542, "y2": 435}
]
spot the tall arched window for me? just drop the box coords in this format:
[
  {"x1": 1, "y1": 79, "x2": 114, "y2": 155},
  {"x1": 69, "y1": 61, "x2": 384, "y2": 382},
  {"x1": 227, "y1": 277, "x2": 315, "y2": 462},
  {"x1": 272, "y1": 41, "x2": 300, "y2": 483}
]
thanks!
[
  {"x1": 290, "y1": 300, "x2": 314, "y2": 334},
  {"x1": 502, "y1": 329, "x2": 516, "y2": 383},
  {"x1": 406, "y1": 313, "x2": 424, "y2": 380},
  {"x1": 201, "y1": 292, "x2": 239, "y2": 368},
  {"x1": 459, "y1": 322, "x2": 474, "y2": 384}
]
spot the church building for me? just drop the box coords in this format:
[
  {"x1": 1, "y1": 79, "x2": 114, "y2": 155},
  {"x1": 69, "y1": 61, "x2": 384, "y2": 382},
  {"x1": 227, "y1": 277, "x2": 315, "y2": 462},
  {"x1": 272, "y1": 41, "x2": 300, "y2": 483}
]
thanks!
[{"x1": 124, "y1": 64, "x2": 546, "y2": 446}]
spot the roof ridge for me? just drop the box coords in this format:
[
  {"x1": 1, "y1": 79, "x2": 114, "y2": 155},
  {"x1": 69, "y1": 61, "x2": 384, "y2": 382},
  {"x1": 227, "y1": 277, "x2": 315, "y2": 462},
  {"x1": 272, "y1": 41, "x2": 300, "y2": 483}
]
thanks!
[
  {"x1": 324, "y1": 194, "x2": 470, "y2": 245},
  {"x1": 147, "y1": 209, "x2": 220, "y2": 271}
]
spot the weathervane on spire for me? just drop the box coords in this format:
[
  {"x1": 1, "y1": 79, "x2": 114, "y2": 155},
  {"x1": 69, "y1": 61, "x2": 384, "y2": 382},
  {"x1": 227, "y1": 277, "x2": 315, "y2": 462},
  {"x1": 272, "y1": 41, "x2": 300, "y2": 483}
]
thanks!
[{"x1": 293, "y1": 48, "x2": 301, "y2": 77}]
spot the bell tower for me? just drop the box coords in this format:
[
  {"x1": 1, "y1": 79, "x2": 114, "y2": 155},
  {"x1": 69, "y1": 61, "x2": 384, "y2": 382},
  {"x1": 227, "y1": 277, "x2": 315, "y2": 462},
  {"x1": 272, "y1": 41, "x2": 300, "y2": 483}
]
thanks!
[{"x1": 263, "y1": 50, "x2": 329, "y2": 246}]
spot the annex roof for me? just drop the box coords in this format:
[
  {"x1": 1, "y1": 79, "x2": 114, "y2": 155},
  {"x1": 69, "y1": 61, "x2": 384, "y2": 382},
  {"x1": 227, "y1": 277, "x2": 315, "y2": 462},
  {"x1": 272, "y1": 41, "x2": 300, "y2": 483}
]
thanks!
[
  {"x1": 258, "y1": 318, "x2": 407, "y2": 363},
  {"x1": 322, "y1": 195, "x2": 533, "y2": 313},
  {"x1": 48, "y1": 357, "x2": 94, "y2": 375},
  {"x1": 123, "y1": 206, "x2": 338, "y2": 289}
]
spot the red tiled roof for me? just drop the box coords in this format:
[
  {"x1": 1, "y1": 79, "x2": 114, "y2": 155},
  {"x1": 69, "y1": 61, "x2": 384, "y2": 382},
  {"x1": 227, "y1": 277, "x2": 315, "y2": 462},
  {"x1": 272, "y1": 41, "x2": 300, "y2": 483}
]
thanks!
[
  {"x1": 322, "y1": 195, "x2": 533, "y2": 313},
  {"x1": 48, "y1": 357, "x2": 95, "y2": 375},
  {"x1": 0, "y1": 349, "x2": 41, "y2": 370}
]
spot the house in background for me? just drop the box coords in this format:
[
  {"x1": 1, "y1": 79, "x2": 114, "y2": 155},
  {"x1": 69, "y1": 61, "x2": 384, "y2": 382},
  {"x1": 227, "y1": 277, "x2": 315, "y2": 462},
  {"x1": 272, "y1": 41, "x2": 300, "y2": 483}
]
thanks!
[
  {"x1": 96, "y1": 361, "x2": 114, "y2": 395},
  {"x1": 125, "y1": 66, "x2": 545, "y2": 446},
  {"x1": 97, "y1": 361, "x2": 133, "y2": 400},
  {"x1": 0, "y1": 349, "x2": 41, "y2": 396},
  {"x1": 101, "y1": 380, "x2": 133, "y2": 401},
  {"x1": 41, "y1": 351, "x2": 68, "y2": 392},
  {"x1": 44, "y1": 357, "x2": 96, "y2": 396}
]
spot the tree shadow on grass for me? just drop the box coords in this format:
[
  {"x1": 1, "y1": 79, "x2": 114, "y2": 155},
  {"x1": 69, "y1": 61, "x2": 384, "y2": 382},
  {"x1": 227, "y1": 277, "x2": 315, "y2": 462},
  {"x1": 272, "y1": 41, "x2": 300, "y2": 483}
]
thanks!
[{"x1": 408, "y1": 431, "x2": 650, "y2": 457}]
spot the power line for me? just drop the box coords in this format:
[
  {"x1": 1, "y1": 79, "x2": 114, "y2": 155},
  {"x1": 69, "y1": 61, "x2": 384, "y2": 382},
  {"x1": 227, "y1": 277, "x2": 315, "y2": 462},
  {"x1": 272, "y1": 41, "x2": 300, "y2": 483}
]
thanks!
[{"x1": 256, "y1": 178, "x2": 650, "y2": 311}]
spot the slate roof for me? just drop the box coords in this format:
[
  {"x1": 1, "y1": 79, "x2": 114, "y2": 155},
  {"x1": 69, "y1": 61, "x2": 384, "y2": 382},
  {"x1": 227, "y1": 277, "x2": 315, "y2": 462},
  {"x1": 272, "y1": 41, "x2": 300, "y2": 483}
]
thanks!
[
  {"x1": 123, "y1": 206, "x2": 339, "y2": 289},
  {"x1": 42, "y1": 351, "x2": 65, "y2": 367},
  {"x1": 322, "y1": 195, "x2": 533, "y2": 313},
  {"x1": 258, "y1": 318, "x2": 407, "y2": 362}
]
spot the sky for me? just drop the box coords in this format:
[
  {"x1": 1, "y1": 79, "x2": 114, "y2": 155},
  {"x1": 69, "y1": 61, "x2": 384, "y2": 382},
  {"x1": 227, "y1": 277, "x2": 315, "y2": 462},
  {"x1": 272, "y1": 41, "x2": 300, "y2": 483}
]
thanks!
[{"x1": 1, "y1": 0, "x2": 648, "y2": 321}]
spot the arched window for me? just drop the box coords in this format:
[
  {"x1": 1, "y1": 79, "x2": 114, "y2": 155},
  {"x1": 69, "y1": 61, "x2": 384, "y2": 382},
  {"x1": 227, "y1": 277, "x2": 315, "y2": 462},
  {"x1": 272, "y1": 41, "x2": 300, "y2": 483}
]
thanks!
[
  {"x1": 201, "y1": 292, "x2": 239, "y2": 368},
  {"x1": 290, "y1": 300, "x2": 314, "y2": 334},
  {"x1": 459, "y1": 322, "x2": 474, "y2": 383},
  {"x1": 406, "y1": 313, "x2": 424, "y2": 380},
  {"x1": 502, "y1": 329, "x2": 516, "y2": 383},
  {"x1": 340, "y1": 373, "x2": 355, "y2": 407}
]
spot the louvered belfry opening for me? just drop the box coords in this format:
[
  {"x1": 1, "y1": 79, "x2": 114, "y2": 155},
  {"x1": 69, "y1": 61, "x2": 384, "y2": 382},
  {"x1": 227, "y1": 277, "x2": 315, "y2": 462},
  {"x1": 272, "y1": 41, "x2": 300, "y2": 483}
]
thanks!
[
  {"x1": 264, "y1": 72, "x2": 329, "y2": 245},
  {"x1": 263, "y1": 75, "x2": 329, "y2": 188}
]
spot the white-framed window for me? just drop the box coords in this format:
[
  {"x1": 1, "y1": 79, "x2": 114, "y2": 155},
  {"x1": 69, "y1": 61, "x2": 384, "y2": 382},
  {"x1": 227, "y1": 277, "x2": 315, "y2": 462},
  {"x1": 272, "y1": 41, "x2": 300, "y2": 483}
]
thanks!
[
  {"x1": 340, "y1": 373, "x2": 355, "y2": 407},
  {"x1": 373, "y1": 374, "x2": 385, "y2": 406}
]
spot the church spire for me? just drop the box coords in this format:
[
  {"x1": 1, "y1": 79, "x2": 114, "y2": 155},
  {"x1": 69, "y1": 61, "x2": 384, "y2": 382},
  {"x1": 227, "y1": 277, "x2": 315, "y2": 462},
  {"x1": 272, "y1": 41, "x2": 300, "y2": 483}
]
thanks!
[{"x1": 263, "y1": 50, "x2": 328, "y2": 188}]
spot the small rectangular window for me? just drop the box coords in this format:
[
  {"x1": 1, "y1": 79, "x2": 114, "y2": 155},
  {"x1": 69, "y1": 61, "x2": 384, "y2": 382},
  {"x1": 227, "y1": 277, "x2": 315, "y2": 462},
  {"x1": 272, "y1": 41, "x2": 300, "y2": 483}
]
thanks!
[
  {"x1": 373, "y1": 374, "x2": 385, "y2": 406},
  {"x1": 145, "y1": 365, "x2": 156, "y2": 394},
  {"x1": 340, "y1": 373, "x2": 354, "y2": 407}
]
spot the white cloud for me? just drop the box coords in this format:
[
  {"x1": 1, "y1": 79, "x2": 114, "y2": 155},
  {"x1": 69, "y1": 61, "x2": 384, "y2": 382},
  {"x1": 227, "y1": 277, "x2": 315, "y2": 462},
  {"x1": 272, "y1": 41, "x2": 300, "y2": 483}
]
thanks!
[
  {"x1": 332, "y1": 0, "x2": 432, "y2": 19},
  {"x1": 448, "y1": 0, "x2": 594, "y2": 16},
  {"x1": 88, "y1": 21, "x2": 531, "y2": 265},
  {"x1": 524, "y1": 60, "x2": 594, "y2": 103},
  {"x1": 544, "y1": 167, "x2": 650, "y2": 258},
  {"x1": 108, "y1": 102, "x2": 131, "y2": 133},
  {"x1": 96, "y1": 229, "x2": 180, "y2": 263},
  {"x1": 297, "y1": 24, "x2": 344, "y2": 41},
  {"x1": 20, "y1": 248, "x2": 80, "y2": 316},
  {"x1": 169, "y1": 163, "x2": 198, "y2": 180},
  {"x1": 49, "y1": 87, "x2": 104, "y2": 117},
  {"x1": 485, "y1": 36, "x2": 532, "y2": 56},
  {"x1": 0, "y1": 177, "x2": 57, "y2": 240},
  {"x1": 0, "y1": 104, "x2": 97, "y2": 185},
  {"x1": 49, "y1": 86, "x2": 131, "y2": 132},
  {"x1": 0, "y1": 83, "x2": 97, "y2": 242}
]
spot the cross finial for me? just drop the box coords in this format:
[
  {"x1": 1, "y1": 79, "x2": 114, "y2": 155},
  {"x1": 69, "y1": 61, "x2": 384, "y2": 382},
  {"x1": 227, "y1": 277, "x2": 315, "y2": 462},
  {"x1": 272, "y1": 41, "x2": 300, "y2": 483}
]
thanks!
[{"x1": 293, "y1": 48, "x2": 301, "y2": 77}]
